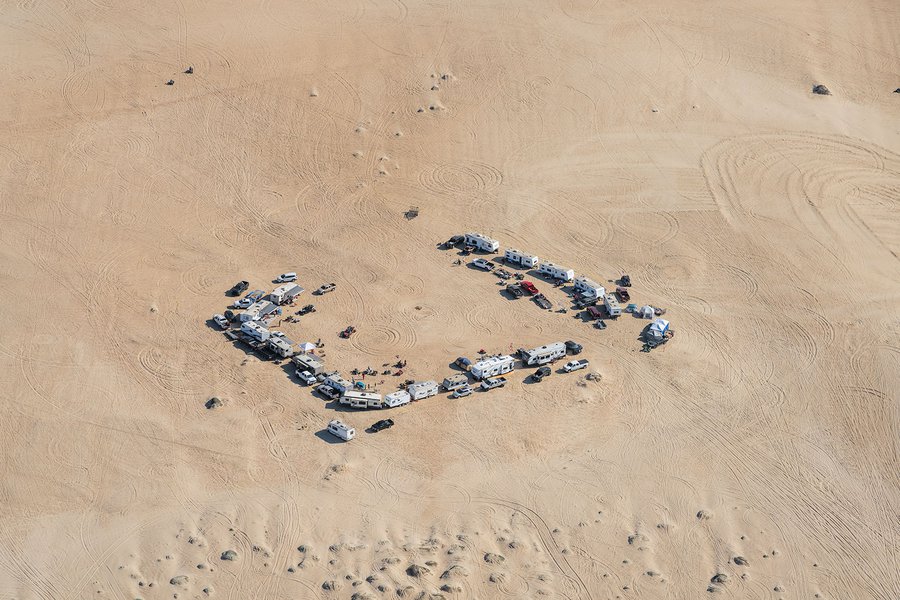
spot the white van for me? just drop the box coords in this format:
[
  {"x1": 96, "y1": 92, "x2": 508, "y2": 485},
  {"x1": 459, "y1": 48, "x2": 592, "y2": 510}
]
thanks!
[
  {"x1": 327, "y1": 419, "x2": 355, "y2": 441},
  {"x1": 275, "y1": 272, "x2": 297, "y2": 283}
]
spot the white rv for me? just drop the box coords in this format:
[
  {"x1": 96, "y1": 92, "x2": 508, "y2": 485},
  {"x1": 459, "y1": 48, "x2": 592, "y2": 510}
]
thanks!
[
  {"x1": 341, "y1": 390, "x2": 383, "y2": 409},
  {"x1": 383, "y1": 390, "x2": 412, "y2": 408},
  {"x1": 408, "y1": 380, "x2": 439, "y2": 400},
  {"x1": 291, "y1": 353, "x2": 325, "y2": 376},
  {"x1": 327, "y1": 419, "x2": 355, "y2": 441},
  {"x1": 239, "y1": 300, "x2": 278, "y2": 322},
  {"x1": 573, "y1": 276, "x2": 605, "y2": 300},
  {"x1": 604, "y1": 293, "x2": 622, "y2": 317},
  {"x1": 470, "y1": 355, "x2": 515, "y2": 380},
  {"x1": 240, "y1": 320, "x2": 270, "y2": 342},
  {"x1": 463, "y1": 232, "x2": 500, "y2": 253},
  {"x1": 538, "y1": 262, "x2": 574, "y2": 282},
  {"x1": 267, "y1": 335, "x2": 296, "y2": 358},
  {"x1": 323, "y1": 373, "x2": 353, "y2": 394},
  {"x1": 441, "y1": 374, "x2": 469, "y2": 391},
  {"x1": 270, "y1": 283, "x2": 304, "y2": 305},
  {"x1": 519, "y1": 342, "x2": 566, "y2": 366},
  {"x1": 503, "y1": 248, "x2": 539, "y2": 268}
]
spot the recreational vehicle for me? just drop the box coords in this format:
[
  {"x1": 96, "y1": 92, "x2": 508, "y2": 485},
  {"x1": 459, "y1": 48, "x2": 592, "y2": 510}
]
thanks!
[
  {"x1": 463, "y1": 232, "x2": 500, "y2": 253},
  {"x1": 323, "y1": 373, "x2": 353, "y2": 394},
  {"x1": 291, "y1": 353, "x2": 324, "y2": 376},
  {"x1": 341, "y1": 390, "x2": 383, "y2": 409},
  {"x1": 327, "y1": 419, "x2": 355, "y2": 441},
  {"x1": 470, "y1": 355, "x2": 515, "y2": 380},
  {"x1": 408, "y1": 380, "x2": 439, "y2": 400},
  {"x1": 266, "y1": 335, "x2": 296, "y2": 358},
  {"x1": 240, "y1": 320, "x2": 270, "y2": 342},
  {"x1": 573, "y1": 276, "x2": 605, "y2": 300},
  {"x1": 383, "y1": 390, "x2": 412, "y2": 408},
  {"x1": 604, "y1": 294, "x2": 622, "y2": 317},
  {"x1": 441, "y1": 374, "x2": 469, "y2": 391},
  {"x1": 503, "y1": 249, "x2": 539, "y2": 268},
  {"x1": 519, "y1": 342, "x2": 566, "y2": 366},
  {"x1": 239, "y1": 300, "x2": 278, "y2": 322},
  {"x1": 538, "y1": 262, "x2": 574, "y2": 282},
  {"x1": 270, "y1": 283, "x2": 304, "y2": 305}
]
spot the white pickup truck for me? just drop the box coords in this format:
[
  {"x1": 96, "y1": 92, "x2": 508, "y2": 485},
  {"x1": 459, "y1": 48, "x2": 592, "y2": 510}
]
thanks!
[
  {"x1": 563, "y1": 359, "x2": 589, "y2": 373},
  {"x1": 472, "y1": 258, "x2": 496, "y2": 271}
]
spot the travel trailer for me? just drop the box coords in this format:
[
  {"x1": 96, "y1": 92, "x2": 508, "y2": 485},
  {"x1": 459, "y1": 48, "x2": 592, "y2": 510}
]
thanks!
[
  {"x1": 292, "y1": 353, "x2": 324, "y2": 376},
  {"x1": 441, "y1": 374, "x2": 469, "y2": 391},
  {"x1": 240, "y1": 320, "x2": 270, "y2": 342},
  {"x1": 323, "y1": 373, "x2": 353, "y2": 395},
  {"x1": 340, "y1": 390, "x2": 383, "y2": 409},
  {"x1": 239, "y1": 300, "x2": 278, "y2": 322},
  {"x1": 519, "y1": 342, "x2": 566, "y2": 366},
  {"x1": 470, "y1": 355, "x2": 515, "y2": 380},
  {"x1": 503, "y1": 248, "x2": 539, "y2": 268},
  {"x1": 573, "y1": 276, "x2": 605, "y2": 300},
  {"x1": 266, "y1": 335, "x2": 296, "y2": 358},
  {"x1": 270, "y1": 283, "x2": 304, "y2": 305},
  {"x1": 538, "y1": 262, "x2": 574, "y2": 282},
  {"x1": 463, "y1": 232, "x2": 500, "y2": 253},
  {"x1": 604, "y1": 293, "x2": 622, "y2": 317},
  {"x1": 408, "y1": 380, "x2": 439, "y2": 400},
  {"x1": 383, "y1": 390, "x2": 412, "y2": 408},
  {"x1": 326, "y1": 419, "x2": 355, "y2": 441}
]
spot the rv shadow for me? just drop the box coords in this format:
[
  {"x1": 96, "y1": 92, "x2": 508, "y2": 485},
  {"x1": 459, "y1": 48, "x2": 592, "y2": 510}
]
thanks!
[
  {"x1": 324, "y1": 399, "x2": 356, "y2": 413},
  {"x1": 314, "y1": 429, "x2": 347, "y2": 444}
]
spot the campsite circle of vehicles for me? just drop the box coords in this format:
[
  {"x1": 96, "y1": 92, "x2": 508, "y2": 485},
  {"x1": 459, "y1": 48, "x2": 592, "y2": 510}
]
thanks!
[{"x1": 212, "y1": 235, "x2": 672, "y2": 441}]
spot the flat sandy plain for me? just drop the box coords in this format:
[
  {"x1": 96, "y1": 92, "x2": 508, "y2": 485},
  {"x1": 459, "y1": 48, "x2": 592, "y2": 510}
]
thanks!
[{"x1": 1, "y1": 1, "x2": 898, "y2": 599}]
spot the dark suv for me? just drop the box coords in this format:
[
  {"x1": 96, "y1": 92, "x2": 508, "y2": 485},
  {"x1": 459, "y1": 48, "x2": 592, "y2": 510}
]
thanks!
[
  {"x1": 565, "y1": 340, "x2": 583, "y2": 354},
  {"x1": 228, "y1": 280, "x2": 249, "y2": 296},
  {"x1": 531, "y1": 366, "x2": 551, "y2": 382},
  {"x1": 371, "y1": 419, "x2": 394, "y2": 432}
]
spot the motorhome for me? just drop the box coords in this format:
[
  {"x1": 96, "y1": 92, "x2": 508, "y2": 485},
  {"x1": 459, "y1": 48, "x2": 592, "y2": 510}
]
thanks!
[
  {"x1": 270, "y1": 283, "x2": 304, "y2": 305},
  {"x1": 323, "y1": 373, "x2": 353, "y2": 395},
  {"x1": 573, "y1": 276, "x2": 605, "y2": 300},
  {"x1": 470, "y1": 355, "x2": 515, "y2": 380},
  {"x1": 383, "y1": 390, "x2": 412, "y2": 408},
  {"x1": 463, "y1": 232, "x2": 500, "y2": 253},
  {"x1": 240, "y1": 320, "x2": 270, "y2": 342},
  {"x1": 441, "y1": 374, "x2": 469, "y2": 391},
  {"x1": 327, "y1": 419, "x2": 355, "y2": 441},
  {"x1": 519, "y1": 342, "x2": 566, "y2": 366},
  {"x1": 408, "y1": 380, "x2": 439, "y2": 400},
  {"x1": 604, "y1": 293, "x2": 622, "y2": 317},
  {"x1": 292, "y1": 353, "x2": 325, "y2": 375},
  {"x1": 538, "y1": 262, "x2": 574, "y2": 282},
  {"x1": 503, "y1": 248, "x2": 539, "y2": 268},
  {"x1": 340, "y1": 390, "x2": 383, "y2": 409},
  {"x1": 266, "y1": 335, "x2": 296, "y2": 358}
]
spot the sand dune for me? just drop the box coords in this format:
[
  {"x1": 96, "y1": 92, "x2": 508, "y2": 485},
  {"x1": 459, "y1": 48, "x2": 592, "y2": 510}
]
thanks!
[{"x1": 1, "y1": 0, "x2": 898, "y2": 598}]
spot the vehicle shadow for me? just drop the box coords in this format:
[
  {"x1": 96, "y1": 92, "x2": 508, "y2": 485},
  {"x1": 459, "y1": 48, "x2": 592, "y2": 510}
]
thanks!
[{"x1": 314, "y1": 429, "x2": 347, "y2": 444}]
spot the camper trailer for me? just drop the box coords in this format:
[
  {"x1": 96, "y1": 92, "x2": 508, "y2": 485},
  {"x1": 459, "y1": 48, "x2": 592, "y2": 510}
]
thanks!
[
  {"x1": 327, "y1": 419, "x2": 355, "y2": 441},
  {"x1": 240, "y1": 320, "x2": 270, "y2": 342},
  {"x1": 383, "y1": 390, "x2": 412, "y2": 408},
  {"x1": 519, "y1": 342, "x2": 566, "y2": 366},
  {"x1": 408, "y1": 380, "x2": 439, "y2": 400},
  {"x1": 270, "y1": 283, "x2": 304, "y2": 305},
  {"x1": 239, "y1": 300, "x2": 278, "y2": 322},
  {"x1": 470, "y1": 355, "x2": 515, "y2": 380},
  {"x1": 537, "y1": 262, "x2": 574, "y2": 282},
  {"x1": 292, "y1": 353, "x2": 324, "y2": 376},
  {"x1": 604, "y1": 294, "x2": 622, "y2": 317},
  {"x1": 340, "y1": 390, "x2": 383, "y2": 409},
  {"x1": 573, "y1": 276, "x2": 605, "y2": 300},
  {"x1": 267, "y1": 335, "x2": 296, "y2": 358},
  {"x1": 323, "y1": 373, "x2": 353, "y2": 395},
  {"x1": 503, "y1": 248, "x2": 539, "y2": 268},
  {"x1": 463, "y1": 232, "x2": 500, "y2": 253},
  {"x1": 441, "y1": 374, "x2": 469, "y2": 391}
]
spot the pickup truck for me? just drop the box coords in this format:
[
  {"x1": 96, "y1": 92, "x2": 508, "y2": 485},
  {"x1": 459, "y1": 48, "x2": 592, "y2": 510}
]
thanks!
[
  {"x1": 533, "y1": 293, "x2": 552, "y2": 310},
  {"x1": 616, "y1": 286, "x2": 631, "y2": 302},
  {"x1": 472, "y1": 258, "x2": 496, "y2": 271},
  {"x1": 480, "y1": 377, "x2": 507, "y2": 391},
  {"x1": 520, "y1": 280, "x2": 539, "y2": 295},
  {"x1": 494, "y1": 268, "x2": 512, "y2": 280},
  {"x1": 315, "y1": 384, "x2": 341, "y2": 399},
  {"x1": 563, "y1": 359, "x2": 589, "y2": 373},
  {"x1": 228, "y1": 280, "x2": 249, "y2": 296},
  {"x1": 314, "y1": 282, "x2": 336, "y2": 295},
  {"x1": 506, "y1": 283, "x2": 525, "y2": 298},
  {"x1": 296, "y1": 370, "x2": 317, "y2": 385}
]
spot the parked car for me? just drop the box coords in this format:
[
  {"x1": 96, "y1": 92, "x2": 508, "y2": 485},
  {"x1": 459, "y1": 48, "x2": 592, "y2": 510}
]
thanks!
[
  {"x1": 370, "y1": 419, "x2": 395, "y2": 432},
  {"x1": 275, "y1": 272, "x2": 297, "y2": 283},
  {"x1": 340, "y1": 326, "x2": 356, "y2": 338},
  {"x1": 620, "y1": 274, "x2": 632, "y2": 287},
  {"x1": 451, "y1": 385, "x2": 473, "y2": 398},
  {"x1": 531, "y1": 366, "x2": 551, "y2": 382},
  {"x1": 472, "y1": 258, "x2": 495, "y2": 271},
  {"x1": 296, "y1": 370, "x2": 317, "y2": 385},
  {"x1": 480, "y1": 377, "x2": 507, "y2": 391},
  {"x1": 565, "y1": 340, "x2": 583, "y2": 354},
  {"x1": 506, "y1": 283, "x2": 525, "y2": 298},
  {"x1": 533, "y1": 293, "x2": 552, "y2": 310},
  {"x1": 455, "y1": 356, "x2": 472, "y2": 370},
  {"x1": 616, "y1": 286, "x2": 630, "y2": 302},
  {"x1": 563, "y1": 359, "x2": 589, "y2": 373},
  {"x1": 315, "y1": 384, "x2": 340, "y2": 400},
  {"x1": 315, "y1": 283, "x2": 336, "y2": 295},
  {"x1": 223, "y1": 309, "x2": 236, "y2": 322},
  {"x1": 298, "y1": 304, "x2": 316, "y2": 315},
  {"x1": 520, "y1": 280, "x2": 539, "y2": 295},
  {"x1": 495, "y1": 268, "x2": 512, "y2": 280},
  {"x1": 228, "y1": 281, "x2": 249, "y2": 296},
  {"x1": 212, "y1": 314, "x2": 229, "y2": 329},
  {"x1": 233, "y1": 297, "x2": 253, "y2": 309}
]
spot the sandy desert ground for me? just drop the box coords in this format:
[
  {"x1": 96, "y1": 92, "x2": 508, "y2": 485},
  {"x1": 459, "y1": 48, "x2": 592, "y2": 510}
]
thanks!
[{"x1": 1, "y1": 1, "x2": 899, "y2": 599}]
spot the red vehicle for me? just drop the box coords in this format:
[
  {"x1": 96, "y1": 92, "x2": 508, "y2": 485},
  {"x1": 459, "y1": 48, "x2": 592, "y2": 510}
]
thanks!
[
  {"x1": 585, "y1": 306, "x2": 603, "y2": 320},
  {"x1": 616, "y1": 286, "x2": 630, "y2": 302},
  {"x1": 520, "y1": 280, "x2": 539, "y2": 295}
]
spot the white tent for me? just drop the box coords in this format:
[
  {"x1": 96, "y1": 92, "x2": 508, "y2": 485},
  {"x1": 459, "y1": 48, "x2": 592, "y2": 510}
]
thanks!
[
  {"x1": 648, "y1": 319, "x2": 670, "y2": 340},
  {"x1": 639, "y1": 305, "x2": 655, "y2": 319},
  {"x1": 299, "y1": 342, "x2": 316, "y2": 352}
]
